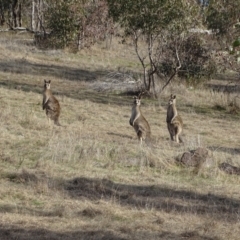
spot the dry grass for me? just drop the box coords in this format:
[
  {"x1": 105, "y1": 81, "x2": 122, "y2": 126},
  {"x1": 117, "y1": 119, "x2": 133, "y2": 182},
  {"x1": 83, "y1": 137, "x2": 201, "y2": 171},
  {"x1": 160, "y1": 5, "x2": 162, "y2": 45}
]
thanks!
[{"x1": 0, "y1": 33, "x2": 240, "y2": 240}]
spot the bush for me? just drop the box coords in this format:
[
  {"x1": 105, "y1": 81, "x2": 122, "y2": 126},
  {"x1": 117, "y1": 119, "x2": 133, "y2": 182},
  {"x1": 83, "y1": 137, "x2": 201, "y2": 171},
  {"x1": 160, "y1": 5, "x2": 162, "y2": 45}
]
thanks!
[{"x1": 157, "y1": 34, "x2": 217, "y2": 86}]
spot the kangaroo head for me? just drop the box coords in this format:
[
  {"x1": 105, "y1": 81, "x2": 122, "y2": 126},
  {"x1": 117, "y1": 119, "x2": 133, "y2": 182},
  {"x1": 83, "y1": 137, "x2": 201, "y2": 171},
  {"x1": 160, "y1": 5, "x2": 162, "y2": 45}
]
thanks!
[
  {"x1": 133, "y1": 92, "x2": 145, "y2": 106},
  {"x1": 133, "y1": 96, "x2": 141, "y2": 106},
  {"x1": 168, "y1": 94, "x2": 176, "y2": 105},
  {"x1": 44, "y1": 79, "x2": 51, "y2": 89}
]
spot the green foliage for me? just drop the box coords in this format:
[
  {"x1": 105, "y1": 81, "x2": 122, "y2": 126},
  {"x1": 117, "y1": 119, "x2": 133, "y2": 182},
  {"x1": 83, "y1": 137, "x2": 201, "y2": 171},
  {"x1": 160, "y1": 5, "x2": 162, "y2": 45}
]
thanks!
[
  {"x1": 179, "y1": 35, "x2": 216, "y2": 80},
  {"x1": 205, "y1": 0, "x2": 240, "y2": 37},
  {"x1": 44, "y1": 0, "x2": 113, "y2": 49},
  {"x1": 46, "y1": 0, "x2": 80, "y2": 48},
  {"x1": 157, "y1": 34, "x2": 216, "y2": 87},
  {"x1": 232, "y1": 38, "x2": 240, "y2": 48},
  {"x1": 107, "y1": 0, "x2": 195, "y2": 35},
  {"x1": 205, "y1": 0, "x2": 240, "y2": 79},
  {"x1": 107, "y1": 0, "x2": 204, "y2": 93},
  {"x1": 0, "y1": 0, "x2": 11, "y2": 25}
]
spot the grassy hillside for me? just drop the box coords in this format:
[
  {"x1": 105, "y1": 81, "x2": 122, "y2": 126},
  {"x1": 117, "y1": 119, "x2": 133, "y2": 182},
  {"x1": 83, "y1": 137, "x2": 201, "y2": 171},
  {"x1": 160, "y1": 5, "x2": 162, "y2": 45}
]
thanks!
[{"x1": 0, "y1": 33, "x2": 240, "y2": 240}]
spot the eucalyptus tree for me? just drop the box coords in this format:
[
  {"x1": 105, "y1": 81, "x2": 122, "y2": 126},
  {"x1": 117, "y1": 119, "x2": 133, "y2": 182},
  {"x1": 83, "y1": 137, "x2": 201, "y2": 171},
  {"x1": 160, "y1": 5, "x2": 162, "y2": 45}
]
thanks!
[
  {"x1": 107, "y1": 0, "x2": 204, "y2": 94},
  {"x1": 204, "y1": 0, "x2": 240, "y2": 111},
  {"x1": 205, "y1": 0, "x2": 240, "y2": 73},
  {"x1": 45, "y1": 0, "x2": 113, "y2": 49}
]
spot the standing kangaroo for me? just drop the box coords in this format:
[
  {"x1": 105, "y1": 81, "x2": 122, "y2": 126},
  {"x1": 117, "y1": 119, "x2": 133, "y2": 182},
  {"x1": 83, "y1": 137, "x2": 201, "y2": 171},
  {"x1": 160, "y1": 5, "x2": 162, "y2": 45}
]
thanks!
[
  {"x1": 166, "y1": 94, "x2": 183, "y2": 143},
  {"x1": 42, "y1": 79, "x2": 61, "y2": 126},
  {"x1": 129, "y1": 92, "x2": 151, "y2": 144}
]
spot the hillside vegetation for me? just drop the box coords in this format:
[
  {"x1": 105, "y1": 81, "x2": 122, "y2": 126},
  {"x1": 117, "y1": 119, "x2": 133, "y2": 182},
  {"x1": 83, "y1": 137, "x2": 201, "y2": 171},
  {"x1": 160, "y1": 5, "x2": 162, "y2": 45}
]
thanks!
[{"x1": 0, "y1": 34, "x2": 240, "y2": 240}]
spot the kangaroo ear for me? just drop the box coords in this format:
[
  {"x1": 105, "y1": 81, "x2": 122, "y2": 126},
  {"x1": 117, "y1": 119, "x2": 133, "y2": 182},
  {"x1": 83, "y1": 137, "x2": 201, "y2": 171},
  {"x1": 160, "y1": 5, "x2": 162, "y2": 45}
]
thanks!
[
  {"x1": 44, "y1": 79, "x2": 47, "y2": 83},
  {"x1": 173, "y1": 95, "x2": 176, "y2": 99},
  {"x1": 49, "y1": 80, "x2": 51, "y2": 83},
  {"x1": 138, "y1": 91, "x2": 144, "y2": 99}
]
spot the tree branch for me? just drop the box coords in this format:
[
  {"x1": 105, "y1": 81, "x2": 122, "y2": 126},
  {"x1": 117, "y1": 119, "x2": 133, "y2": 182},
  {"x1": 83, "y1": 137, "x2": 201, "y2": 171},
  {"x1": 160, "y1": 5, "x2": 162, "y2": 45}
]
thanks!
[{"x1": 160, "y1": 47, "x2": 181, "y2": 93}]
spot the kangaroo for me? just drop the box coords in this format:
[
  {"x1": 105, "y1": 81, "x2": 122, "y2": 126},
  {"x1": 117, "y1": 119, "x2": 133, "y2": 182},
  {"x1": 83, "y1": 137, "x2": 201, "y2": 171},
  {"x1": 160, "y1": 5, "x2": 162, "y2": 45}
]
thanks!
[
  {"x1": 166, "y1": 94, "x2": 183, "y2": 143},
  {"x1": 129, "y1": 92, "x2": 151, "y2": 144},
  {"x1": 42, "y1": 79, "x2": 61, "y2": 126}
]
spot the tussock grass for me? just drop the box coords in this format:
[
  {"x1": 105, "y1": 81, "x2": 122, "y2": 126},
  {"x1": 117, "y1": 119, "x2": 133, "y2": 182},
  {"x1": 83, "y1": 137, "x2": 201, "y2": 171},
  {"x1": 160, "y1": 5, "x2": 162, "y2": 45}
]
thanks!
[{"x1": 0, "y1": 35, "x2": 240, "y2": 239}]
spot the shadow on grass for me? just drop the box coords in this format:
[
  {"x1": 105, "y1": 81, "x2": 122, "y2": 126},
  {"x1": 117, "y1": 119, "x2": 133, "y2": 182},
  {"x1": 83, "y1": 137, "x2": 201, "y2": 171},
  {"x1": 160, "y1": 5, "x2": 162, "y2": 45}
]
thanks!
[
  {"x1": 208, "y1": 146, "x2": 240, "y2": 155},
  {"x1": 207, "y1": 82, "x2": 240, "y2": 93},
  {"x1": 181, "y1": 104, "x2": 240, "y2": 120},
  {"x1": 0, "y1": 59, "x2": 106, "y2": 82},
  {"x1": 0, "y1": 79, "x2": 133, "y2": 106},
  {"x1": 0, "y1": 57, "x2": 142, "y2": 107},
  {"x1": 0, "y1": 203, "x2": 65, "y2": 218},
  {"x1": 0, "y1": 225, "x2": 126, "y2": 240},
  {"x1": 65, "y1": 177, "x2": 240, "y2": 223},
  {"x1": 107, "y1": 132, "x2": 133, "y2": 140},
  {"x1": 0, "y1": 224, "x2": 218, "y2": 240}
]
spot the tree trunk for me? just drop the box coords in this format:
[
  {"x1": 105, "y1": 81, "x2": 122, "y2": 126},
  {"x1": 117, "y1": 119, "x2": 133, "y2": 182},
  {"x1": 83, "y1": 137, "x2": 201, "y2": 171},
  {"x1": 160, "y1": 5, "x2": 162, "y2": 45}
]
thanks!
[
  {"x1": 32, "y1": 0, "x2": 36, "y2": 31},
  {"x1": 36, "y1": 0, "x2": 44, "y2": 32},
  {"x1": 147, "y1": 34, "x2": 157, "y2": 96},
  {"x1": 12, "y1": 0, "x2": 17, "y2": 27},
  {"x1": 0, "y1": 3, "x2": 5, "y2": 25},
  {"x1": 12, "y1": 0, "x2": 21, "y2": 27},
  {"x1": 8, "y1": 3, "x2": 13, "y2": 29},
  {"x1": 18, "y1": 1, "x2": 22, "y2": 27}
]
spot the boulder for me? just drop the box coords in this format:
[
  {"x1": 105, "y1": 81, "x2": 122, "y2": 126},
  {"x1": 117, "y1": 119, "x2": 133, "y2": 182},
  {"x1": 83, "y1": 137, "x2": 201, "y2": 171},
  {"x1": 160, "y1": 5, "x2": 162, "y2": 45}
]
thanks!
[{"x1": 177, "y1": 147, "x2": 209, "y2": 167}]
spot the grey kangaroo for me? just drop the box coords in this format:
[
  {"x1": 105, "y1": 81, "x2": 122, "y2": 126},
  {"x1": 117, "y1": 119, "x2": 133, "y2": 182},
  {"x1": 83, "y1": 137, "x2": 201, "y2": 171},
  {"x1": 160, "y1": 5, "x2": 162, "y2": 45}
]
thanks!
[
  {"x1": 42, "y1": 79, "x2": 61, "y2": 126},
  {"x1": 166, "y1": 94, "x2": 183, "y2": 143},
  {"x1": 129, "y1": 92, "x2": 151, "y2": 144}
]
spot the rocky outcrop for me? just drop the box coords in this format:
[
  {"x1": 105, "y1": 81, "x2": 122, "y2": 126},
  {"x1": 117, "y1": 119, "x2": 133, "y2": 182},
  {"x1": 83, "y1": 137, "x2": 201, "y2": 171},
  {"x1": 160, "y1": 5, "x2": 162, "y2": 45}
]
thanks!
[{"x1": 176, "y1": 147, "x2": 210, "y2": 168}]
